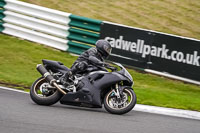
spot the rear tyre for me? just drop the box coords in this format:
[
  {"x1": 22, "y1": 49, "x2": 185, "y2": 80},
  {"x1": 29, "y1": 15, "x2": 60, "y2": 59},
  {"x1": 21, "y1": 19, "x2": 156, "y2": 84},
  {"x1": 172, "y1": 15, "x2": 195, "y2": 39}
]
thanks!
[
  {"x1": 30, "y1": 77, "x2": 63, "y2": 106},
  {"x1": 104, "y1": 87, "x2": 136, "y2": 115}
]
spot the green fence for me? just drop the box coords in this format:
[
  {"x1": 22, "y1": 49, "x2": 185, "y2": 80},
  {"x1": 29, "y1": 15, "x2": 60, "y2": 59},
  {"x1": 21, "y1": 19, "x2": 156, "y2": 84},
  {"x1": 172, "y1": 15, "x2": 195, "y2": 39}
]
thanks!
[
  {"x1": 67, "y1": 15, "x2": 102, "y2": 54},
  {"x1": 0, "y1": 0, "x2": 5, "y2": 32}
]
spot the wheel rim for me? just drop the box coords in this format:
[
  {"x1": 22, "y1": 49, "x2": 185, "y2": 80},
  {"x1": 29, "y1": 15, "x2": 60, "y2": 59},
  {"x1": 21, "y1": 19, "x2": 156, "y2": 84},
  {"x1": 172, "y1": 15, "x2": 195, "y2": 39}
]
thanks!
[
  {"x1": 106, "y1": 89, "x2": 133, "y2": 110},
  {"x1": 33, "y1": 78, "x2": 57, "y2": 98}
]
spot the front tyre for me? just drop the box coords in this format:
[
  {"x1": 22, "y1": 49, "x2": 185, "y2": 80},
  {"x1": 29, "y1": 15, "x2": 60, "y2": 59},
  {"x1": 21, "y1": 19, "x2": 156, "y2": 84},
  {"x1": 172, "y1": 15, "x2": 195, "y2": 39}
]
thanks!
[
  {"x1": 30, "y1": 77, "x2": 63, "y2": 106},
  {"x1": 104, "y1": 87, "x2": 136, "y2": 115}
]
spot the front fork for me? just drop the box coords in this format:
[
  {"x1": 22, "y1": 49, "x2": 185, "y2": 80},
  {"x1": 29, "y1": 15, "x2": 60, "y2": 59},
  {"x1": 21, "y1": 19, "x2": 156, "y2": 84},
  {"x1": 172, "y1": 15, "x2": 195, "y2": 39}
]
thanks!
[
  {"x1": 114, "y1": 84, "x2": 121, "y2": 98},
  {"x1": 113, "y1": 83, "x2": 124, "y2": 99}
]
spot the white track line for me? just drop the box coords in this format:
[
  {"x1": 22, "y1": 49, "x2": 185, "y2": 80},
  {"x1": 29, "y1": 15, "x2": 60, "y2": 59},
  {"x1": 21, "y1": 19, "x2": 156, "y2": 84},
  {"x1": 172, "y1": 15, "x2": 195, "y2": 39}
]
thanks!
[
  {"x1": 134, "y1": 104, "x2": 200, "y2": 120},
  {"x1": 0, "y1": 86, "x2": 200, "y2": 120},
  {"x1": 0, "y1": 86, "x2": 29, "y2": 94}
]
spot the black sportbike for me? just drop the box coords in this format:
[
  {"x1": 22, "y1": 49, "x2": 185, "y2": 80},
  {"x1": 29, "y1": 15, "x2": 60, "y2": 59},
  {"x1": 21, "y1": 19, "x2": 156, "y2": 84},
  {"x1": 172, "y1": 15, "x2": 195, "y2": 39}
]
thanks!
[{"x1": 30, "y1": 59, "x2": 137, "y2": 114}]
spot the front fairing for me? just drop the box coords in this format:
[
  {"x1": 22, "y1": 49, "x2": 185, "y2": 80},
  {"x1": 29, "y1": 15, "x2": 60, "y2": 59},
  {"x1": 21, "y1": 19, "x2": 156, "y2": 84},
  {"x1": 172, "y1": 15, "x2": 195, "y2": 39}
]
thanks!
[{"x1": 113, "y1": 63, "x2": 134, "y2": 86}]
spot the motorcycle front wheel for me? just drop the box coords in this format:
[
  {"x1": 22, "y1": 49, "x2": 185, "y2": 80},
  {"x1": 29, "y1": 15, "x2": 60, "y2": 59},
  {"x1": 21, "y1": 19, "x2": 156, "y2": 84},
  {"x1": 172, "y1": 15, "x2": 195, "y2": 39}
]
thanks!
[
  {"x1": 104, "y1": 87, "x2": 136, "y2": 115},
  {"x1": 30, "y1": 77, "x2": 63, "y2": 106}
]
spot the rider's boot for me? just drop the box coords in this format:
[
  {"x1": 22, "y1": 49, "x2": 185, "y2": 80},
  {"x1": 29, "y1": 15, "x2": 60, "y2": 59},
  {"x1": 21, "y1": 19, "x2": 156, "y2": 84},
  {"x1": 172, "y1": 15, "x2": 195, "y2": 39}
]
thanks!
[{"x1": 60, "y1": 71, "x2": 73, "y2": 87}]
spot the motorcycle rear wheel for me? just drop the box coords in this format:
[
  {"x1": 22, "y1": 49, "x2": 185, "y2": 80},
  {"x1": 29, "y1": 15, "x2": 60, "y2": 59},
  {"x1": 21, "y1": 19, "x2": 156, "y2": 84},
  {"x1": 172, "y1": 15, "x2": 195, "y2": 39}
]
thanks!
[
  {"x1": 104, "y1": 87, "x2": 136, "y2": 115},
  {"x1": 30, "y1": 77, "x2": 63, "y2": 106}
]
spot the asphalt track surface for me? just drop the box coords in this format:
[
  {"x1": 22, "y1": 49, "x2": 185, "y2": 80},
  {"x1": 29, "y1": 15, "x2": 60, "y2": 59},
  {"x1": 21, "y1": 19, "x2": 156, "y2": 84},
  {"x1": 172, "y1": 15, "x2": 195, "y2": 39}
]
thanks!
[{"x1": 0, "y1": 88, "x2": 199, "y2": 133}]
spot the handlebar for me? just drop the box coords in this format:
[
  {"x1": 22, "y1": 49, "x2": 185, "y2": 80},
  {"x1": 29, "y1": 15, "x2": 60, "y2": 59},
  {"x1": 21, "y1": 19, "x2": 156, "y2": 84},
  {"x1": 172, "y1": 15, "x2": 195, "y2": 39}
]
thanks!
[
  {"x1": 93, "y1": 62, "x2": 117, "y2": 72},
  {"x1": 104, "y1": 63, "x2": 117, "y2": 72}
]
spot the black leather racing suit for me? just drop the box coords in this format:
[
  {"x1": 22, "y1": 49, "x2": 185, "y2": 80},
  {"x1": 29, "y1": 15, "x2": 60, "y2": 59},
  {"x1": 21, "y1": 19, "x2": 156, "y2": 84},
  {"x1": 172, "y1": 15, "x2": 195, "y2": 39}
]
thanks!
[{"x1": 70, "y1": 47, "x2": 104, "y2": 75}]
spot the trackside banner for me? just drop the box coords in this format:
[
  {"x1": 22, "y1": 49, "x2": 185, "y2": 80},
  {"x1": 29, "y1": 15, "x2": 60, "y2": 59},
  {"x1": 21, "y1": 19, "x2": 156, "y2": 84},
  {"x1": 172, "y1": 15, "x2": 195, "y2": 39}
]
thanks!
[{"x1": 100, "y1": 22, "x2": 200, "y2": 82}]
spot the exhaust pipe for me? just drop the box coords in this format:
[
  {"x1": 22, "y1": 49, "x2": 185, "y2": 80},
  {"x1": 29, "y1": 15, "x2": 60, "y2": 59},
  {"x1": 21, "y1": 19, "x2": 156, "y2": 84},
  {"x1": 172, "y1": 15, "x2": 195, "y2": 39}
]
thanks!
[{"x1": 36, "y1": 64, "x2": 66, "y2": 95}]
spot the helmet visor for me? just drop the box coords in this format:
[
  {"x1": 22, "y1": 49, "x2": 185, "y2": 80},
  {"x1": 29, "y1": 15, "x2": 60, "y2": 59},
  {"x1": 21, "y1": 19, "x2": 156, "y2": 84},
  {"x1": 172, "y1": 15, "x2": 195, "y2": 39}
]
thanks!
[{"x1": 103, "y1": 45, "x2": 112, "y2": 55}]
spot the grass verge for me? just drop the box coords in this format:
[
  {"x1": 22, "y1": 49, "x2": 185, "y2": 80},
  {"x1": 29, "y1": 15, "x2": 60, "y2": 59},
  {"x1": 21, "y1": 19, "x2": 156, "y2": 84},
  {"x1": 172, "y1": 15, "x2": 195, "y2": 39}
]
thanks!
[
  {"x1": 21, "y1": 0, "x2": 200, "y2": 40},
  {"x1": 0, "y1": 34, "x2": 200, "y2": 111}
]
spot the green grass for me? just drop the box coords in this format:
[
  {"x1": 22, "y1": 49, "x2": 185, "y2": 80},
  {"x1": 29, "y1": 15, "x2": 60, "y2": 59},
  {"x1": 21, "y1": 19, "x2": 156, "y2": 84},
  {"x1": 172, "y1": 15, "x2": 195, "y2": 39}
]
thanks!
[
  {"x1": 0, "y1": 34, "x2": 77, "y2": 86},
  {"x1": 0, "y1": 34, "x2": 200, "y2": 111},
  {"x1": 129, "y1": 70, "x2": 200, "y2": 111},
  {"x1": 21, "y1": 0, "x2": 200, "y2": 40}
]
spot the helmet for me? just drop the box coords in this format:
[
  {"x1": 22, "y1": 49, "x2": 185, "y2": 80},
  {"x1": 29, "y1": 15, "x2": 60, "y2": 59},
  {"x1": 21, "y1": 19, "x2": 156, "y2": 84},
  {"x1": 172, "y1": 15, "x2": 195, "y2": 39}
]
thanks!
[{"x1": 96, "y1": 40, "x2": 112, "y2": 59}]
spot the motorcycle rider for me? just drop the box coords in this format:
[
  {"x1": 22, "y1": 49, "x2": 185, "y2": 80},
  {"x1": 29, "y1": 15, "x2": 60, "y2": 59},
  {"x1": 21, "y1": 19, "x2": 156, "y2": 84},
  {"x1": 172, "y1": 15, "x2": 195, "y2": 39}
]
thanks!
[{"x1": 60, "y1": 39, "x2": 112, "y2": 86}]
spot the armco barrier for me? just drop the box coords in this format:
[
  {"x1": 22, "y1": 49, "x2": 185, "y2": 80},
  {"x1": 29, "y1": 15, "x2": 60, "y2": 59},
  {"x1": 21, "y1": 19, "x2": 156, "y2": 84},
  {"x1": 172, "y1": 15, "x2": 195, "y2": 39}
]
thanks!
[
  {"x1": 0, "y1": 0, "x2": 5, "y2": 31},
  {"x1": 0, "y1": 0, "x2": 101, "y2": 54}
]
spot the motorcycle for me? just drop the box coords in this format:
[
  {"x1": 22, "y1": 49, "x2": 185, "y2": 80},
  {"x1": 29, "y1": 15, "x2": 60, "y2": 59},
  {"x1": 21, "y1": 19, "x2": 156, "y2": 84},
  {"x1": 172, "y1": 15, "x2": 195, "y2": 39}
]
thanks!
[{"x1": 30, "y1": 59, "x2": 137, "y2": 114}]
